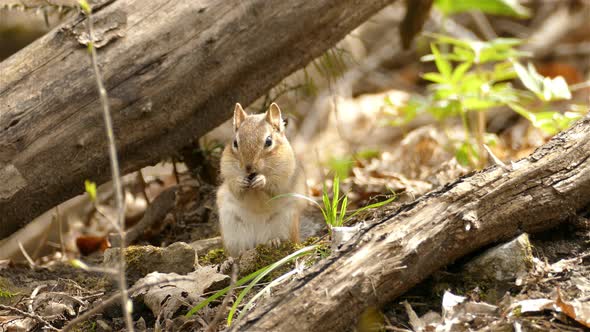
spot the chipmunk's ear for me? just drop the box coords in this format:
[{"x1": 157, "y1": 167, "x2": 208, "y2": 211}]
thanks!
[
  {"x1": 233, "y1": 103, "x2": 247, "y2": 131},
  {"x1": 265, "y1": 103, "x2": 284, "y2": 132}
]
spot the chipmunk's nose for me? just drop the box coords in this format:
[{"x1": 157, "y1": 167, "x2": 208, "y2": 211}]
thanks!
[{"x1": 245, "y1": 164, "x2": 253, "y2": 173}]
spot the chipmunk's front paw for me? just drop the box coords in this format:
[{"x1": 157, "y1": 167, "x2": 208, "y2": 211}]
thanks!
[
  {"x1": 238, "y1": 177, "x2": 251, "y2": 189},
  {"x1": 238, "y1": 174, "x2": 266, "y2": 189},
  {"x1": 250, "y1": 175, "x2": 266, "y2": 189},
  {"x1": 268, "y1": 237, "x2": 282, "y2": 248}
]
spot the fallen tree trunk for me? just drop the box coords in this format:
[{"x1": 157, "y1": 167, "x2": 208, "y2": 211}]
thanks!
[
  {"x1": 233, "y1": 115, "x2": 590, "y2": 331},
  {"x1": 0, "y1": 0, "x2": 396, "y2": 238}
]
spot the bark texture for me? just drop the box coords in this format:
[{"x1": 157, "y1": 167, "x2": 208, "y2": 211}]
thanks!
[
  {"x1": 233, "y1": 115, "x2": 590, "y2": 332},
  {"x1": 0, "y1": 0, "x2": 396, "y2": 238}
]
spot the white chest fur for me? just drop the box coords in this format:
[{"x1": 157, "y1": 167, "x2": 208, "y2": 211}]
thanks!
[{"x1": 217, "y1": 184, "x2": 294, "y2": 256}]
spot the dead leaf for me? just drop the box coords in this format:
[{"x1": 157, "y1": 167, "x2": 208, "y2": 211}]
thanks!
[
  {"x1": 536, "y1": 61, "x2": 583, "y2": 85},
  {"x1": 555, "y1": 288, "x2": 590, "y2": 328},
  {"x1": 131, "y1": 267, "x2": 229, "y2": 321},
  {"x1": 75, "y1": 235, "x2": 110, "y2": 255},
  {"x1": 442, "y1": 291, "x2": 466, "y2": 318}
]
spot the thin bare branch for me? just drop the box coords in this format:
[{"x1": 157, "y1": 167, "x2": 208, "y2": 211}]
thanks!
[
  {"x1": 81, "y1": 1, "x2": 133, "y2": 331},
  {"x1": 0, "y1": 304, "x2": 59, "y2": 331}
]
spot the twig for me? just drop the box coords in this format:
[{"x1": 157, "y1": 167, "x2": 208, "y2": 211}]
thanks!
[
  {"x1": 56, "y1": 205, "x2": 66, "y2": 258},
  {"x1": 384, "y1": 326, "x2": 413, "y2": 332},
  {"x1": 554, "y1": 42, "x2": 590, "y2": 57},
  {"x1": 475, "y1": 111, "x2": 487, "y2": 169},
  {"x1": 137, "y1": 170, "x2": 151, "y2": 205},
  {"x1": 172, "y1": 159, "x2": 181, "y2": 184},
  {"x1": 62, "y1": 276, "x2": 193, "y2": 332},
  {"x1": 430, "y1": 11, "x2": 480, "y2": 41},
  {"x1": 28, "y1": 285, "x2": 46, "y2": 314},
  {"x1": 17, "y1": 241, "x2": 37, "y2": 270},
  {"x1": 79, "y1": 1, "x2": 133, "y2": 331},
  {"x1": 31, "y1": 217, "x2": 51, "y2": 260},
  {"x1": 522, "y1": 6, "x2": 586, "y2": 58},
  {"x1": 469, "y1": 11, "x2": 497, "y2": 40},
  {"x1": 570, "y1": 80, "x2": 590, "y2": 91},
  {"x1": 0, "y1": 304, "x2": 59, "y2": 331},
  {"x1": 73, "y1": 259, "x2": 119, "y2": 275},
  {"x1": 79, "y1": 292, "x2": 105, "y2": 302},
  {"x1": 483, "y1": 144, "x2": 510, "y2": 171}
]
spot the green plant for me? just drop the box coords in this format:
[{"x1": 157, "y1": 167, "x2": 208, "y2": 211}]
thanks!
[
  {"x1": 387, "y1": 34, "x2": 579, "y2": 167},
  {"x1": 272, "y1": 175, "x2": 396, "y2": 232},
  {"x1": 84, "y1": 180, "x2": 97, "y2": 202},
  {"x1": 321, "y1": 175, "x2": 348, "y2": 228},
  {"x1": 508, "y1": 62, "x2": 580, "y2": 135},
  {"x1": 319, "y1": 176, "x2": 396, "y2": 230}
]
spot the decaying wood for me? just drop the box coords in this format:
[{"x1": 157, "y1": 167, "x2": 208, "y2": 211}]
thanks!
[
  {"x1": 0, "y1": 0, "x2": 396, "y2": 238},
  {"x1": 233, "y1": 115, "x2": 590, "y2": 331}
]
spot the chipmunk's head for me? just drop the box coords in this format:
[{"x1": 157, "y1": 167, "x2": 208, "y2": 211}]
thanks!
[{"x1": 221, "y1": 102, "x2": 295, "y2": 191}]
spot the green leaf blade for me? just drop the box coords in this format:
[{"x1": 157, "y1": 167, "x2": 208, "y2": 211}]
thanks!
[{"x1": 431, "y1": 44, "x2": 452, "y2": 79}]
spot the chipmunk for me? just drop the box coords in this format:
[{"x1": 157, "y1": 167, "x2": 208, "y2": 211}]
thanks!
[{"x1": 216, "y1": 103, "x2": 306, "y2": 257}]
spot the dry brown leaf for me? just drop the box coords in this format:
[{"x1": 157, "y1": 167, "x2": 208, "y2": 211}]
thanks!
[
  {"x1": 536, "y1": 61, "x2": 584, "y2": 85},
  {"x1": 75, "y1": 235, "x2": 110, "y2": 255},
  {"x1": 555, "y1": 288, "x2": 590, "y2": 328}
]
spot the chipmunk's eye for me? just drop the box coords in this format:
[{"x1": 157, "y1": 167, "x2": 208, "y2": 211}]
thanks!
[
  {"x1": 233, "y1": 139, "x2": 238, "y2": 149},
  {"x1": 264, "y1": 135, "x2": 272, "y2": 148}
]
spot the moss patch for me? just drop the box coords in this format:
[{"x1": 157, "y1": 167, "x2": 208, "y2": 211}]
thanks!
[
  {"x1": 200, "y1": 248, "x2": 227, "y2": 266},
  {"x1": 239, "y1": 238, "x2": 330, "y2": 279}
]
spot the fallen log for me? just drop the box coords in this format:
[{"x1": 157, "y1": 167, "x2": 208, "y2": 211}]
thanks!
[
  {"x1": 0, "y1": 0, "x2": 396, "y2": 238},
  {"x1": 233, "y1": 115, "x2": 590, "y2": 331}
]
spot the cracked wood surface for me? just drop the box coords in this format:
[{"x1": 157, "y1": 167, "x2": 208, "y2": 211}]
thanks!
[
  {"x1": 0, "y1": 0, "x2": 396, "y2": 237},
  {"x1": 233, "y1": 115, "x2": 590, "y2": 331}
]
